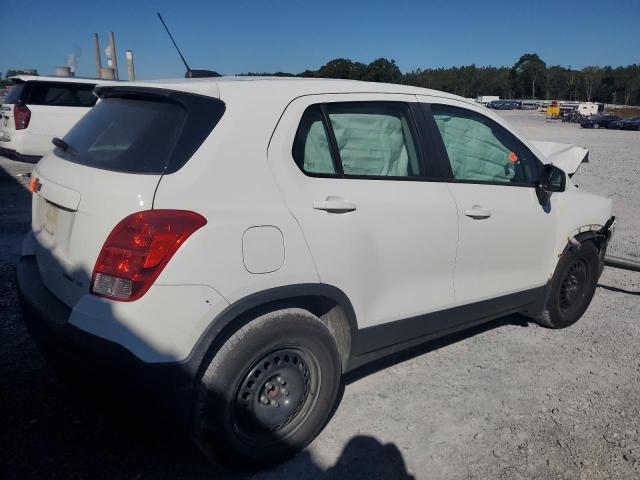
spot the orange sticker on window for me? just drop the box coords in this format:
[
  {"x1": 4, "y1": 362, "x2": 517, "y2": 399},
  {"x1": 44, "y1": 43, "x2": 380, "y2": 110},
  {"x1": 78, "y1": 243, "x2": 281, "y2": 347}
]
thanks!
[{"x1": 508, "y1": 151, "x2": 518, "y2": 163}]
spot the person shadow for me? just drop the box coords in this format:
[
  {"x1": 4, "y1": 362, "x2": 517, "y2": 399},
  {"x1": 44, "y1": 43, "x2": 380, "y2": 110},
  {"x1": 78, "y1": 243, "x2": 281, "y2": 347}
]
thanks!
[{"x1": 273, "y1": 436, "x2": 415, "y2": 480}]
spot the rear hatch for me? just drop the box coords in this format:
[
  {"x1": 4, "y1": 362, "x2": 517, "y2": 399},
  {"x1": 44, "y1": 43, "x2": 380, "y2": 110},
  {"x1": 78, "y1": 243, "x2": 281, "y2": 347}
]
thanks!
[{"x1": 31, "y1": 86, "x2": 225, "y2": 307}]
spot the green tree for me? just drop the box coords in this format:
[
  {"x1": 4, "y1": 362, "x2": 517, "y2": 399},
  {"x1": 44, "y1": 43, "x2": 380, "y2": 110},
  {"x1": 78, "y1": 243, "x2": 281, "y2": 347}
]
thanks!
[
  {"x1": 362, "y1": 58, "x2": 402, "y2": 83},
  {"x1": 316, "y1": 58, "x2": 366, "y2": 80},
  {"x1": 582, "y1": 66, "x2": 602, "y2": 102},
  {"x1": 512, "y1": 53, "x2": 546, "y2": 99}
]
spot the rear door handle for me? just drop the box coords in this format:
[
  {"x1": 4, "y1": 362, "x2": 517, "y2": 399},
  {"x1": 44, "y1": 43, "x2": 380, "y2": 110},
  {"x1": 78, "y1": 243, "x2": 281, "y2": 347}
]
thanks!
[
  {"x1": 313, "y1": 196, "x2": 357, "y2": 213},
  {"x1": 464, "y1": 206, "x2": 492, "y2": 220}
]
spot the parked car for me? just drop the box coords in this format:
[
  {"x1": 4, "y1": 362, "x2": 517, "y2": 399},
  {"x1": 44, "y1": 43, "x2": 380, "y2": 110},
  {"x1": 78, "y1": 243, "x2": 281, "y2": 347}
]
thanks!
[
  {"x1": 580, "y1": 114, "x2": 621, "y2": 129},
  {"x1": 608, "y1": 116, "x2": 640, "y2": 131},
  {"x1": 488, "y1": 99, "x2": 519, "y2": 110},
  {"x1": 17, "y1": 77, "x2": 614, "y2": 467},
  {"x1": 0, "y1": 75, "x2": 114, "y2": 163}
]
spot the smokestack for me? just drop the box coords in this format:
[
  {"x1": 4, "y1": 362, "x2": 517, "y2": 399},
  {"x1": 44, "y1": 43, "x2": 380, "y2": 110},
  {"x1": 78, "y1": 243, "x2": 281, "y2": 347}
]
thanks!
[
  {"x1": 108, "y1": 31, "x2": 119, "y2": 80},
  {"x1": 93, "y1": 33, "x2": 102, "y2": 78},
  {"x1": 125, "y1": 50, "x2": 135, "y2": 81},
  {"x1": 55, "y1": 66, "x2": 71, "y2": 77}
]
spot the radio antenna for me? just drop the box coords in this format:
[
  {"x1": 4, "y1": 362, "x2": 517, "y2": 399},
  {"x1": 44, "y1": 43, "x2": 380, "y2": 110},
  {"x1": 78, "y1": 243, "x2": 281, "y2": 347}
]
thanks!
[{"x1": 157, "y1": 12, "x2": 192, "y2": 75}]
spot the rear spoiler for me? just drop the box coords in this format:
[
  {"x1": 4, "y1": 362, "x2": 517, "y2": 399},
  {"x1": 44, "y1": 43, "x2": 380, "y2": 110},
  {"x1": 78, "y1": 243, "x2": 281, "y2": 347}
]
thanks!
[{"x1": 530, "y1": 141, "x2": 589, "y2": 177}]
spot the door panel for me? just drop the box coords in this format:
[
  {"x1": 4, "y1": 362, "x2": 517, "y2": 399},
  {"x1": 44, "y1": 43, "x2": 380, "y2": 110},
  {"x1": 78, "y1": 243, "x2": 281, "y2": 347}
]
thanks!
[
  {"x1": 420, "y1": 97, "x2": 559, "y2": 304},
  {"x1": 446, "y1": 183, "x2": 557, "y2": 303},
  {"x1": 268, "y1": 94, "x2": 459, "y2": 329}
]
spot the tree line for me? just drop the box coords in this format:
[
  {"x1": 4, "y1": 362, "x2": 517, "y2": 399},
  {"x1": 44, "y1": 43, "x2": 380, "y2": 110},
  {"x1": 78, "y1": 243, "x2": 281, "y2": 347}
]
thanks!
[
  {"x1": 4, "y1": 53, "x2": 639, "y2": 105},
  {"x1": 243, "y1": 54, "x2": 640, "y2": 105}
]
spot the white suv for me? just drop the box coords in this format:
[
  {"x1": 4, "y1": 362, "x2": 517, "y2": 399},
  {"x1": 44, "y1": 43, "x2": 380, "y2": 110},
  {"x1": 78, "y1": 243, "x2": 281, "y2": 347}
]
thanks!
[
  {"x1": 17, "y1": 77, "x2": 614, "y2": 467},
  {"x1": 0, "y1": 76, "x2": 112, "y2": 163}
]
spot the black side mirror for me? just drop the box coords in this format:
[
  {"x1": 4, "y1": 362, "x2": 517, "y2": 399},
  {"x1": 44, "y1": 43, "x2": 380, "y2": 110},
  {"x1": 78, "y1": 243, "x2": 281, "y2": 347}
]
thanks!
[{"x1": 536, "y1": 164, "x2": 566, "y2": 205}]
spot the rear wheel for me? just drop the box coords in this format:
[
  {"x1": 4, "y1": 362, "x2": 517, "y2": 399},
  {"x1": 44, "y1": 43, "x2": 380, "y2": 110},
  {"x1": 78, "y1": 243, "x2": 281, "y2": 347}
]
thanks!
[
  {"x1": 537, "y1": 242, "x2": 600, "y2": 329},
  {"x1": 193, "y1": 308, "x2": 341, "y2": 467}
]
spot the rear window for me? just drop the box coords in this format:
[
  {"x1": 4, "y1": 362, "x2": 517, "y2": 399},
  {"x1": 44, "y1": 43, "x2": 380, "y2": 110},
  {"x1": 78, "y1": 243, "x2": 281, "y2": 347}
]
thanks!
[
  {"x1": 22, "y1": 81, "x2": 98, "y2": 107},
  {"x1": 55, "y1": 88, "x2": 225, "y2": 174}
]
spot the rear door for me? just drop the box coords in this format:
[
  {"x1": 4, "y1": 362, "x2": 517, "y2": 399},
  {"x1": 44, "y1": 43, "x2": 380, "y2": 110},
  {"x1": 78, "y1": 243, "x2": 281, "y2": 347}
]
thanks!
[
  {"x1": 268, "y1": 94, "x2": 459, "y2": 331},
  {"x1": 31, "y1": 88, "x2": 225, "y2": 307},
  {"x1": 420, "y1": 98, "x2": 559, "y2": 305}
]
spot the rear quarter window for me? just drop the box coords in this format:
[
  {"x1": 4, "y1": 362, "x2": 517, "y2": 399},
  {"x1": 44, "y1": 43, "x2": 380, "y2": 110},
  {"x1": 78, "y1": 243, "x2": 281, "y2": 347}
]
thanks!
[{"x1": 55, "y1": 88, "x2": 225, "y2": 174}]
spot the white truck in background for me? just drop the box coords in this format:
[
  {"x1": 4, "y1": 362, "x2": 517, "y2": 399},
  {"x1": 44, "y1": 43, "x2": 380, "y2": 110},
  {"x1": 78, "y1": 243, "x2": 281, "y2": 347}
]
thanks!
[
  {"x1": 577, "y1": 102, "x2": 604, "y2": 117},
  {"x1": 476, "y1": 95, "x2": 499, "y2": 105}
]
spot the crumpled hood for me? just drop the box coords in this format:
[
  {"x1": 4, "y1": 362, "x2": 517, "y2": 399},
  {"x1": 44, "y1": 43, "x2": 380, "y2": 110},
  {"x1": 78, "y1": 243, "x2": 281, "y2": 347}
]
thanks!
[{"x1": 530, "y1": 141, "x2": 589, "y2": 177}]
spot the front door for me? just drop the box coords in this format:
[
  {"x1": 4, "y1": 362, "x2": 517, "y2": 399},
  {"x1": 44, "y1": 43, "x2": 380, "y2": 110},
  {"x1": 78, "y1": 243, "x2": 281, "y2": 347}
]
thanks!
[{"x1": 425, "y1": 100, "x2": 559, "y2": 305}]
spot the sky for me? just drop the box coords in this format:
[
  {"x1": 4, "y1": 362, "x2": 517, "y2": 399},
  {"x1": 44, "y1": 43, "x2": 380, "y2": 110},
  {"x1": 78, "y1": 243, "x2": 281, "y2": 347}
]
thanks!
[{"x1": 1, "y1": 0, "x2": 639, "y2": 80}]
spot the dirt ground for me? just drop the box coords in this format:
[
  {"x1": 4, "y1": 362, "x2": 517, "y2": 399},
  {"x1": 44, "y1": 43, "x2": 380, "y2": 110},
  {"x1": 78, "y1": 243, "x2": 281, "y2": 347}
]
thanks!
[{"x1": 1, "y1": 111, "x2": 639, "y2": 479}]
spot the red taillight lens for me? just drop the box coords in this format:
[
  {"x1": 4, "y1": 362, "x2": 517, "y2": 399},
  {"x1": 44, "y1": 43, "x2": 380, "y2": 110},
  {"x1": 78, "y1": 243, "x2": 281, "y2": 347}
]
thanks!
[
  {"x1": 14, "y1": 103, "x2": 31, "y2": 130},
  {"x1": 91, "y1": 210, "x2": 207, "y2": 301}
]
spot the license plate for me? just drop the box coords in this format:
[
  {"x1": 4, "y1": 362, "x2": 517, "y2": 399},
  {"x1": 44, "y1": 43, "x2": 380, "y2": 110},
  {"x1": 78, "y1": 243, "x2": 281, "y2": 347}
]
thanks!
[{"x1": 43, "y1": 203, "x2": 59, "y2": 237}]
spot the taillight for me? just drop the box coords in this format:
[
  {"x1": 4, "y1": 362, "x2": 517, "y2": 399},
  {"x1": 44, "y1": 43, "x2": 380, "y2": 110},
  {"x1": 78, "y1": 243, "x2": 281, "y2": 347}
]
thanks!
[
  {"x1": 91, "y1": 210, "x2": 207, "y2": 301},
  {"x1": 14, "y1": 103, "x2": 31, "y2": 130}
]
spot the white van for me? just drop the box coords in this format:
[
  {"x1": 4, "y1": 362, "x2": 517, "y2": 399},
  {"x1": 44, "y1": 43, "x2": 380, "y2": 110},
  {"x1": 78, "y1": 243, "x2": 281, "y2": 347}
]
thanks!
[
  {"x1": 0, "y1": 76, "x2": 113, "y2": 163},
  {"x1": 17, "y1": 77, "x2": 614, "y2": 467}
]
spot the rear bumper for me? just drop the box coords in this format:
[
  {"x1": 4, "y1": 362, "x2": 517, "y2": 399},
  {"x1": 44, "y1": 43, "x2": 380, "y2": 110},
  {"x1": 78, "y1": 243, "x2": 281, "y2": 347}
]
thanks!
[
  {"x1": 16, "y1": 255, "x2": 195, "y2": 422},
  {"x1": 1, "y1": 147, "x2": 41, "y2": 164},
  {"x1": 0, "y1": 130, "x2": 43, "y2": 163}
]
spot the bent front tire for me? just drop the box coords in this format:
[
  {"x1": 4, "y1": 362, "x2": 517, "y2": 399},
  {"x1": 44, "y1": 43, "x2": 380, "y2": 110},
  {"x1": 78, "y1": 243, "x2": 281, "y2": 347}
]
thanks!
[
  {"x1": 537, "y1": 241, "x2": 600, "y2": 329},
  {"x1": 193, "y1": 308, "x2": 342, "y2": 468}
]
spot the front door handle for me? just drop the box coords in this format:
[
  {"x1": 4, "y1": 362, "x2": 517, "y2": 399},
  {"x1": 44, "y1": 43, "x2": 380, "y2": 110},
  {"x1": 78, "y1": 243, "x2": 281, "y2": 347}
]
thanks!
[
  {"x1": 464, "y1": 206, "x2": 492, "y2": 220},
  {"x1": 313, "y1": 196, "x2": 357, "y2": 213}
]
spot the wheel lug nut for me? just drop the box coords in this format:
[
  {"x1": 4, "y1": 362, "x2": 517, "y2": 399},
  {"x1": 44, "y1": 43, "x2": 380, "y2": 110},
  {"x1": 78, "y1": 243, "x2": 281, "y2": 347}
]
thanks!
[
  {"x1": 281, "y1": 388, "x2": 288, "y2": 396},
  {"x1": 276, "y1": 376, "x2": 285, "y2": 385},
  {"x1": 270, "y1": 400, "x2": 279, "y2": 408},
  {"x1": 260, "y1": 395, "x2": 269, "y2": 404},
  {"x1": 265, "y1": 381, "x2": 272, "y2": 389}
]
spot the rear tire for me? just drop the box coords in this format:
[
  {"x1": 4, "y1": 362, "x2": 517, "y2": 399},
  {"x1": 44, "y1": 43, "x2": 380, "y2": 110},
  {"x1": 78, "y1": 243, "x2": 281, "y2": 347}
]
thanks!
[
  {"x1": 192, "y1": 308, "x2": 341, "y2": 468},
  {"x1": 536, "y1": 242, "x2": 600, "y2": 329}
]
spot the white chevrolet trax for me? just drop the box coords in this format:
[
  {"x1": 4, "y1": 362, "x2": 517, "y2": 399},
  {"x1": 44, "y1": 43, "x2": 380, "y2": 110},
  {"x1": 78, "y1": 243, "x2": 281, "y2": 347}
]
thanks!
[{"x1": 17, "y1": 77, "x2": 614, "y2": 467}]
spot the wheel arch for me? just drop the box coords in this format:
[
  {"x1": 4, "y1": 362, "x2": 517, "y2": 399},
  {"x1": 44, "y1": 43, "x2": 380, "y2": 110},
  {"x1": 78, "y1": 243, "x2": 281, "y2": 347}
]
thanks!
[{"x1": 187, "y1": 284, "x2": 358, "y2": 381}]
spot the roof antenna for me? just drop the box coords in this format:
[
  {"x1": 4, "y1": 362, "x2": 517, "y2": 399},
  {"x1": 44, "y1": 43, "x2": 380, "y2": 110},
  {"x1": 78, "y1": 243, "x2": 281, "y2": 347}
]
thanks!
[{"x1": 156, "y1": 12, "x2": 220, "y2": 78}]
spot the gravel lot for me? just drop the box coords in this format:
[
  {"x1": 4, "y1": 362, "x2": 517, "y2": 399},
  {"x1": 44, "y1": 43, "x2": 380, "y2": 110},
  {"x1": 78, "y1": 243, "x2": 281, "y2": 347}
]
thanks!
[{"x1": 1, "y1": 110, "x2": 639, "y2": 479}]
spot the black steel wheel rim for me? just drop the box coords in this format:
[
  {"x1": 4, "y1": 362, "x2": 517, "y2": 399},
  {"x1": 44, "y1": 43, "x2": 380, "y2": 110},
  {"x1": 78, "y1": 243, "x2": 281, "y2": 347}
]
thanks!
[
  {"x1": 559, "y1": 258, "x2": 589, "y2": 311},
  {"x1": 232, "y1": 348, "x2": 319, "y2": 445}
]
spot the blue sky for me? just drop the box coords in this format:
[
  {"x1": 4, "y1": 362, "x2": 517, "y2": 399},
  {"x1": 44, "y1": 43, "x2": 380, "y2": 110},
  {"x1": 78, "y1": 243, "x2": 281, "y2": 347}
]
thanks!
[{"x1": 1, "y1": 0, "x2": 639, "y2": 80}]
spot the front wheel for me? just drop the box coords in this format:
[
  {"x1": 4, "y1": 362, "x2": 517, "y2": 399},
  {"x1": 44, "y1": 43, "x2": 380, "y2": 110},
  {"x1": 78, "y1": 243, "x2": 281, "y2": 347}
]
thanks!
[
  {"x1": 192, "y1": 308, "x2": 342, "y2": 467},
  {"x1": 536, "y1": 242, "x2": 601, "y2": 329}
]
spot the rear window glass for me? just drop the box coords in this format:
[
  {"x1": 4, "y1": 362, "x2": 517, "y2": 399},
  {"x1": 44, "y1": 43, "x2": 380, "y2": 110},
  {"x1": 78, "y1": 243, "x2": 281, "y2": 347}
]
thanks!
[
  {"x1": 24, "y1": 81, "x2": 98, "y2": 107},
  {"x1": 56, "y1": 90, "x2": 225, "y2": 174},
  {"x1": 4, "y1": 83, "x2": 26, "y2": 104}
]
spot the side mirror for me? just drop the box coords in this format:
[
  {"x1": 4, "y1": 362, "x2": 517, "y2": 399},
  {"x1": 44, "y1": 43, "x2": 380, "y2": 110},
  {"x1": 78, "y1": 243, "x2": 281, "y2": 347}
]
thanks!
[{"x1": 536, "y1": 164, "x2": 566, "y2": 205}]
